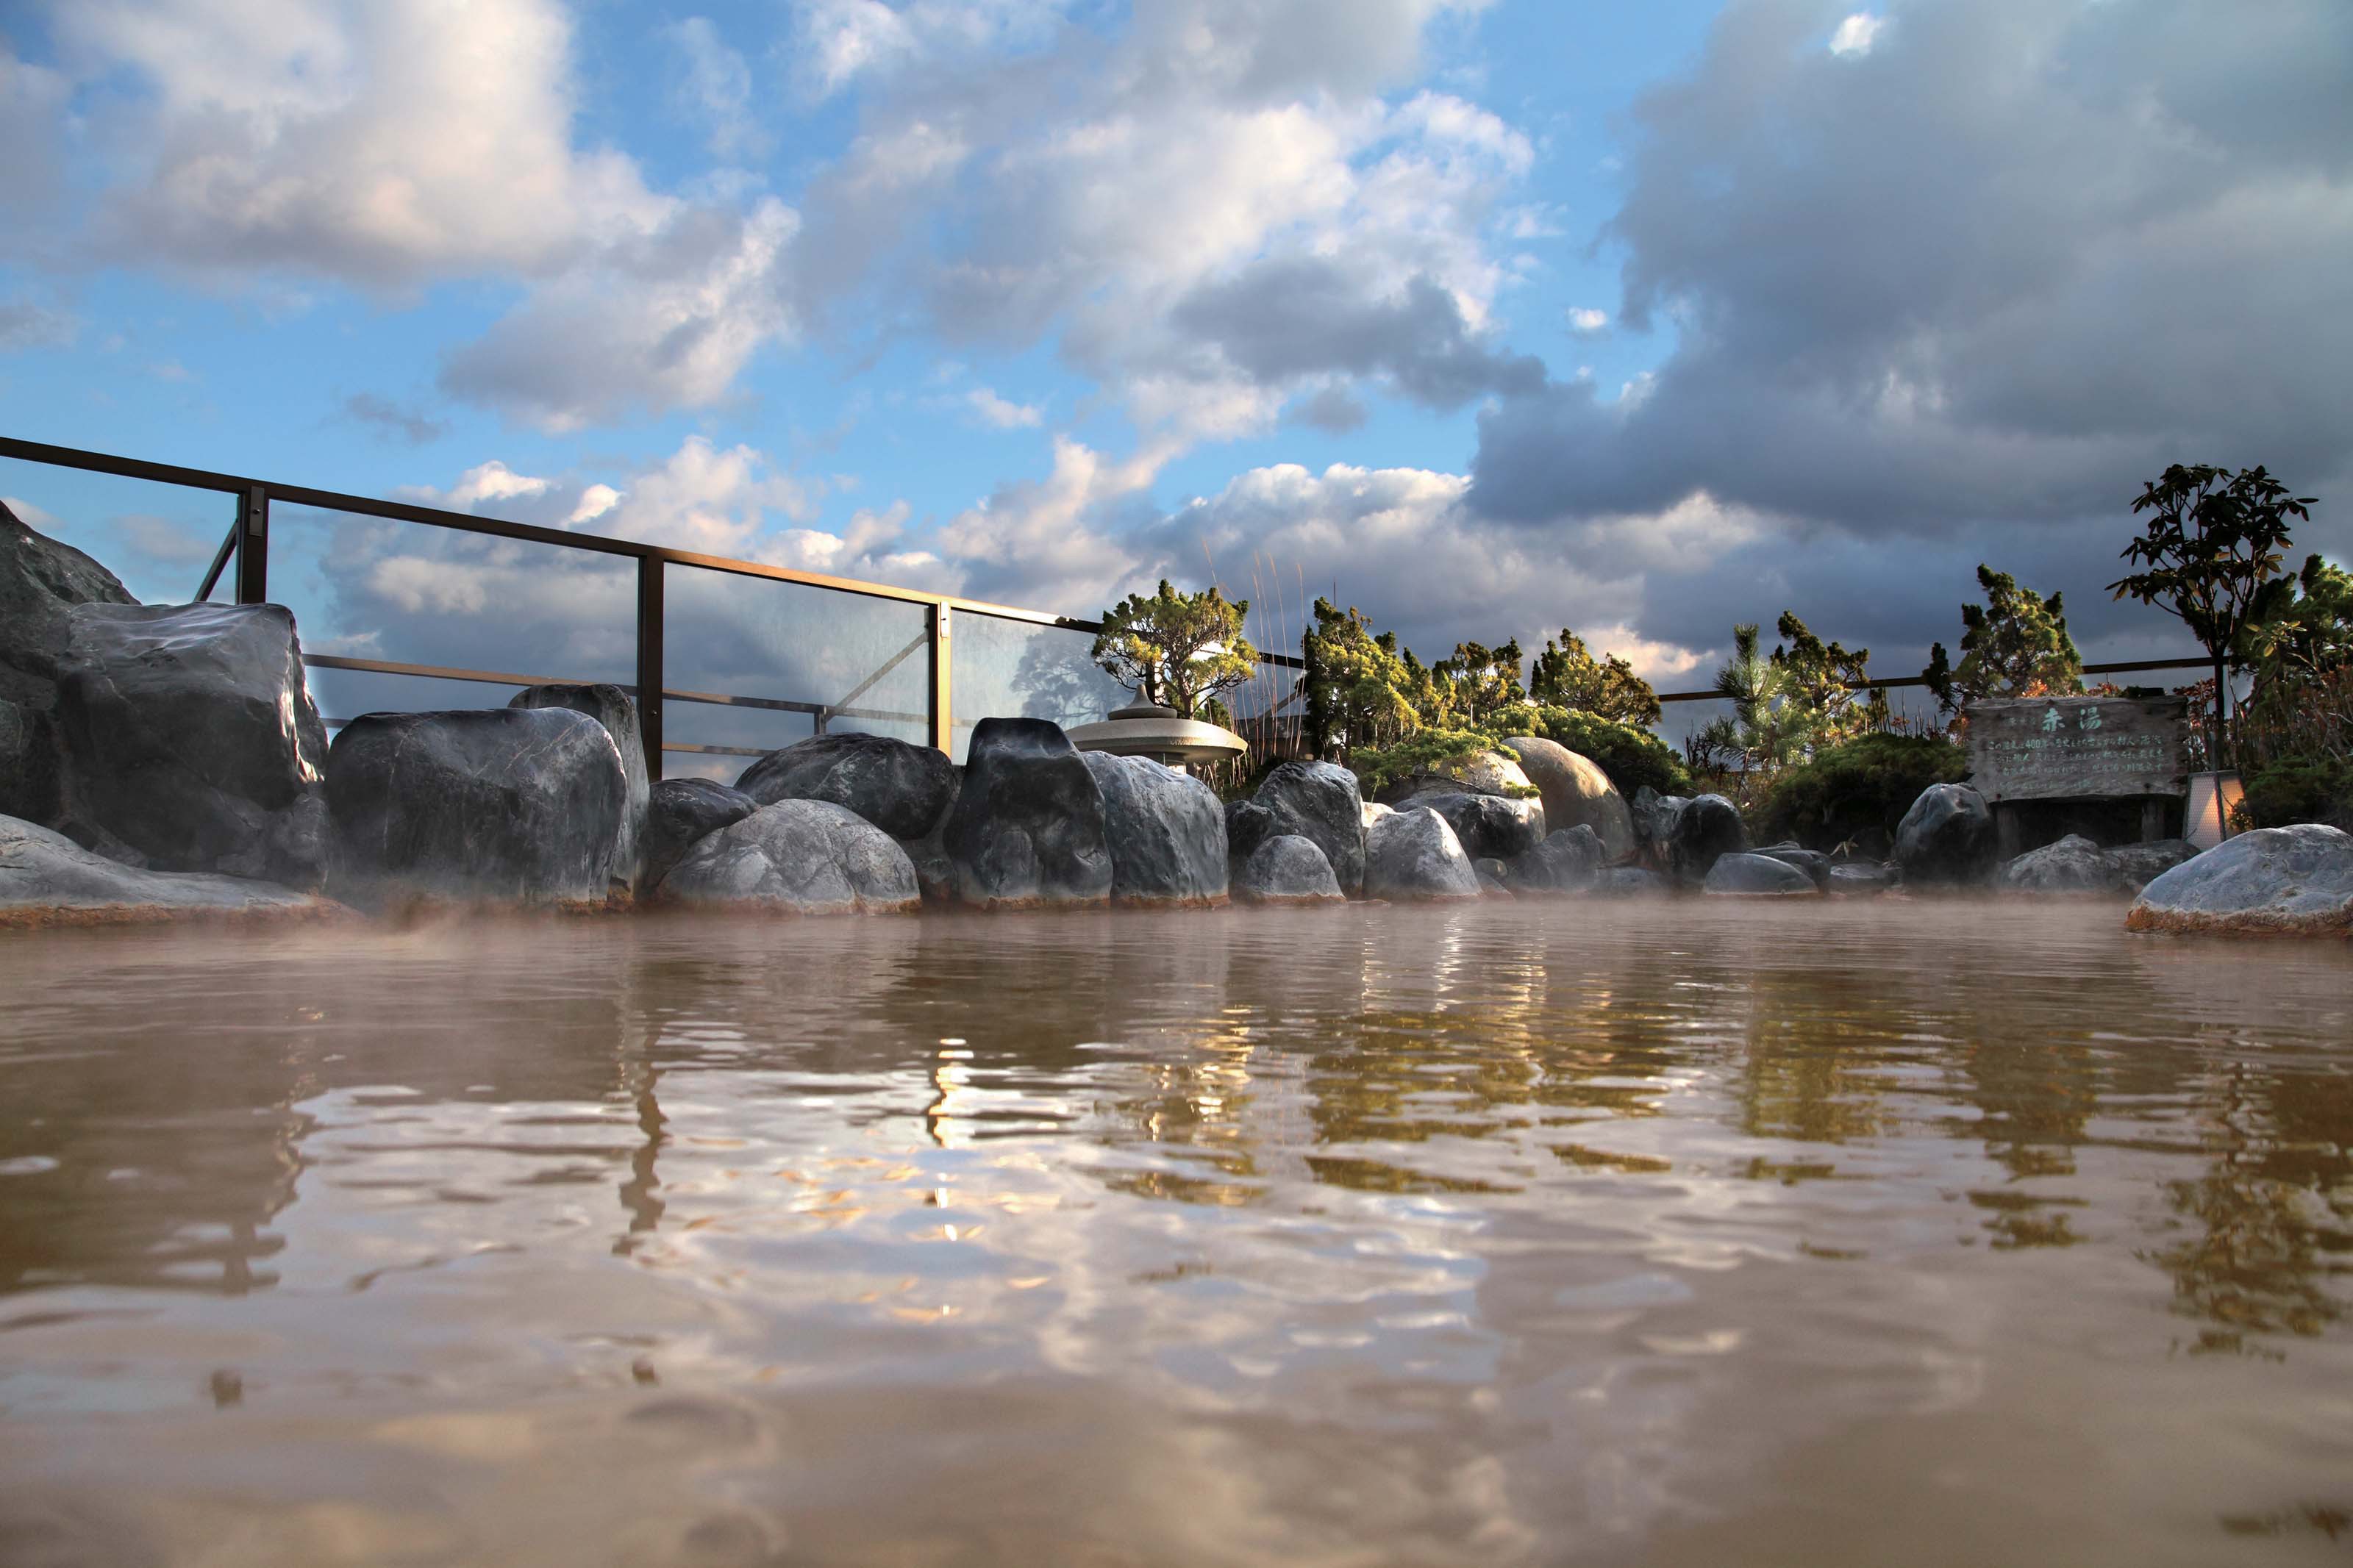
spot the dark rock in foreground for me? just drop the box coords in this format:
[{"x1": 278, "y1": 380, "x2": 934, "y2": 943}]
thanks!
[
  {"x1": 1410, "y1": 790, "x2": 1545, "y2": 863},
  {"x1": 640, "y1": 777, "x2": 759, "y2": 894},
  {"x1": 1999, "y1": 834, "x2": 2131, "y2": 895},
  {"x1": 1752, "y1": 843, "x2": 1833, "y2": 889},
  {"x1": 1253, "y1": 762, "x2": 1366, "y2": 895},
  {"x1": 1082, "y1": 751, "x2": 1226, "y2": 906},
  {"x1": 1896, "y1": 783, "x2": 1996, "y2": 886},
  {"x1": 1705, "y1": 852, "x2": 1819, "y2": 896},
  {"x1": 1506, "y1": 825, "x2": 1607, "y2": 895},
  {"x1": 1235, "y1": 834, "x2": 1344, "y2": 906},
  {"x1": 56, "y1": 602, "x2": 330, "y2": 888},
  {"x1": 1224, "y1": 797, "x2": 1279, "y2": 870},
  {"x1": 657, "y1": 798, "x2": 919, "y2": 914},
  {"x1": 0, "y1": 813, "x2": 335, "y2": 925},
  {"x1": 737, "y1": 731, "x2": 956, "y2": 841},
  {"x1": 1, "y1": 498, "x2": 136, "y2": 717},
  {"x1": 1363, "y1": 806, "x2": 1479, "y2": 903},
  {"x1": 1602, "y1": 867, "x2": 1670, "y2": 895},
  {"x1": 326, "y1": 707, "x2": 628, "y2": 906},
  {"x1": 944, "y1": 718, "x2": 1112, "y2": 910},
  {"x1": 1666, "y1": 793, "x2": 1746, "y2": 885},
  {"x1": 513, "y1": 683, "x2": 648, "y2": 878},
  {"x1": 2127, "y1": 824, "x2": 2353, "y2": 936},
  {"x1": 0, "y1": 695, "x2": 57, "y2": 826},
  {"x1": 1828, "y1": 862, "x2": 1896, "y2": 895}
]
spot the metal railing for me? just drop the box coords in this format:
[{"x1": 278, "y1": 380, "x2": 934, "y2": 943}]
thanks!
[{"x1": 1, "y1": 435, "x2": 1304, "y2": 780}]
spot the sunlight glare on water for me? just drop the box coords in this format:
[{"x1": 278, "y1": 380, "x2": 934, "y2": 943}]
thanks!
[{"x1": 1, "y1": 902, "x2": 2349, "y2": 1567}]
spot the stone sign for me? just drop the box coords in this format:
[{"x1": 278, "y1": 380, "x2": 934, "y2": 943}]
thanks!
[{"x1": 1967, "y1": 695, "x2": 2189, "y2": 804}]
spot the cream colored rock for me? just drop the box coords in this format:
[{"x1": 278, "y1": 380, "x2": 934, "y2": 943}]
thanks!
[{"x1": 1501, "y1": 736, "x2": 1633, "y2": 860}]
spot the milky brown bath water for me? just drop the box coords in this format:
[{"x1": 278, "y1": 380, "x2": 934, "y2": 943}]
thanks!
[{"x1": 2, "y1": 903, "x2": 2349, "y2": 1566}]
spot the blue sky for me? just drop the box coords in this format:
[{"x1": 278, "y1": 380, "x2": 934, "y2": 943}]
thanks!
[{"x1": 2, "y1": 0, "x2": 2346, "y2": 725}]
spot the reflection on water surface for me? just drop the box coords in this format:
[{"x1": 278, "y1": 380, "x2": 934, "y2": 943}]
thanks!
[{"x1": 1, "y1": 904, "x2": 2349, "y2": 1566}]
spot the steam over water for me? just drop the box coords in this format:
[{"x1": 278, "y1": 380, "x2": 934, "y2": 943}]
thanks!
[{"x1": 2, "y1": 904, "x2": 2349, "y2": 1566}]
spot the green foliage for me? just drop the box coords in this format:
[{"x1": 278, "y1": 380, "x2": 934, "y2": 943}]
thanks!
[
  {"x1": 1426, "y1": 639, "x2": 1524, "y2": 730},
  {"x1": 2232, "y1": 757, "x2": 2353, "y2": 833},
  {"x1": 1527, "y1": 629, "x2": 1662, "y2": 726},
  {"x1": 2241, "y1": 553, "x2": 2353, "y2": 695},
  {"x1": 1929, "y1": 565, "x2": 2083, "y2": 709},
  {"x1": 1349, "y1": 728, "x2": 1497, "y2": 795},
  {"x1": 1301, "y1": 598, "x2": 1419, "y2": 762},
  {"x1": 1755, "y1": 733, "x2": 1969, "y2": 851},
  {"x1": 2111, "y1": 463, "x2": 2313, "y2": 734},
  {"x1": 1768, "y1": 611, "x2": 1885, "y2": 745},
  {"x1": 1091, "y1": 579, "x2": 1257, "y2": 718},
  {"x1": 1491, "y1": 702, "x2": 1693, "y2": 799}
]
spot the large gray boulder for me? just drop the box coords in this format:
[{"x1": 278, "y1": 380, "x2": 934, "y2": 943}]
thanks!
[
  {"x1": 736, "y1": 731, "x2": 957, "y2": 841},
  {"x1": 657, "y1": 798, "x2": 920, "y2": 915},
  {"x1": 2107, "y1": 839, "x2": 2198, "y2": 892},
  {"x1": 1895, "y1": 783, "x2": 1996, "y2": 886},
  {"x1": 1253, "y1": 761, "x2": 1366, "y2": 895},
  {"x1": 1829, "y1": 862, "x2": 1896, "y2": 895},
  {"x1": 1666, "y1": 793, "x2": 1746, "y2": 885},
  {"x1": 1373, "y1": 747, "x2": 1535, "y2": 805},
  {"x1": 1235, "y1": 834, "x2": 1345, "y2": 906},
  {"x1": 54, "y1": 602, "x2": 330, "y2": 888},
  {"x1": 326, "y1": 707, "x2": 628, "y2": 906},
  {"x1": 943, "y1": 717, "x2": 1113, "y2": 910},
  {"x1": 1363, "y1": 806, "x2": 1480, "y2": 903},
  {"x1": 512, "y1": 683, "x2": 648, "y2": 880},
  {"x1": 1502, "y1": 737, "x2": 1635, "y2": 860},
  {"x1": 1505, "y1": 824, "x2": 1607, "y2": 895},
  {"x1": 640, "y1": 776, "x2": 759, "y2": 895},
  {"x1": 1080, "y1": 751, "x2": 1226, "y2": 906},
  {"x1": 1630, "y1": 787, "x2": 1685, "y2": 861},
  {"x1": 1752, "y1": 844, "x2": 1833, "y2": 889},
  {"x1": 1405, "y1": 790, "x2": 1545, "y2": 862},
  {"x1": 1704, "y1": 852, "x2": 1819, "y2": 896},
  {"x1": 1999, "y1": 834, "x2": 2132, "y2": 895},
  {"x1": 1224, "y1": 797, "x2": 1279, "y2": 868},
  {"x1": 0, "y1": 498, "x2": 136, "y2": 717},
  {"x1": 1, "y1": 813, "x2": 332, "y2": 925},
  {"x1": 0, "y1": 695, "x2": 57, "y2": 826},
  {"x1": 2128, "y1": 824, "x2": 2353, "y2": 936},
  {"x1": 1602, "y1": 866, "x2": 1670, "y2": 895}
]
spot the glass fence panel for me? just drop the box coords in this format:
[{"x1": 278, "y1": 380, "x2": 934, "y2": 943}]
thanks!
[
  {"x1": 266, "y1": 504, "x2": 636, "y2": 734},
  {"x1": 665, "y1": 567, "x2": 932, "y2": 775},
  {"x1": 0, "y1": 457, "x2": 235, "y2": 607},
  {"x1": 949, "y1": 613, "x2": 1128, "y2": 763}
]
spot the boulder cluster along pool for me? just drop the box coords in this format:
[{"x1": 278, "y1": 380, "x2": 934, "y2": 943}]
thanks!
[{"x1": 3, "y1": 504, "x2": 2348, "y2": 933}]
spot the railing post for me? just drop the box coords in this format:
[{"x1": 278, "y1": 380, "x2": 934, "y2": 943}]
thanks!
[
  {"x1": 233, "y1": 484, "x2": 268, "y2": 604},
  {"x1": 929, "y1": 604, "x2": 952, "y2": 756},
  {"x1": 638, "y1": 556, "x2": 665, "y2": 783}
]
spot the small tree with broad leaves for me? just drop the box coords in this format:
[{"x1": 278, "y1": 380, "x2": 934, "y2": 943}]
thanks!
[{"x1": 2109, "y1": 464, "x2": 2313, "y2": 757}]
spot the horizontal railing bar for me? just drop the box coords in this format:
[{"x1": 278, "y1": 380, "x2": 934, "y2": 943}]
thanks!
[
  {"x1": 6, "y1": 434, "x2": 1313, "y2": 670},
  {"x1": 304, "y1": 655, "x2": 924, "y2": 725},
  {"x1": 1654, "y1": 656, "x2": 2210, "y2": 704},
  {"x1": 660, "y1": 742, "x2": 770, "y2": 759}
]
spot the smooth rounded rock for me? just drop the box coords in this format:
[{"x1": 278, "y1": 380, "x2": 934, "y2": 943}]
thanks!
[
  {"x1": 640, "y1": 777, "x2": 760, "y2": 895},
  {"x1": 326, "y1": 707, "x2": 628, "y2": 906},
  {"x1": 944, "y1": 718, "x2": 1113, "y2": 910},
  {"x1": 1753, "y1": 845, "x2": 1833, "y2": 889},
  {"x1": 657, "y1": 798, "x2": 920, "y2": 915},
  {"x1": 1082, "y1": 751, "x2": 1227, "y2": 906},
  {"x1": 1363, "y1": 806, "x2": 1480, "y2": 903},
  {"x1": 1235, "y1": 834, "x2": 1345, "y2": 906},
  {"x1": 1896, "y1": 783, "x2": 1996, "y2": 887},
  {"x1": 1505, "y1": 824, "x2": 1607, "y2": 895},
  {"x1": 1999, "y1": 834, "x2": 2132, "y2": 895},
  {"x1": 1, "y1": 812, "x2": 336, "y2": 926},
  {"x1": 2127, "y1": 824, "x2": 2353, "y2": 935},
  {"x1": 1602, "y1": 866, "x2": 1670, "y2": 895},
  {"x1": 2107, "y1": 839, "x2": 2198, "y2": 892},
  {"x1": 1253, "y1": 761, "x2": 1366, "y2": 895},
  {"x1": 1375, "y1": 748, "x2": 1535, "y2": 804},
  {"x1": 56, "y1": 602, "x2": 330, "y2": 888},
  {"x1": 1705, "y1": 852, "x2": 1819, "y2": 896},
  {"x1": 1666, "y1": 793, "x2": 1746, "y2": 885},
  {"x1": 513, "y1": 683, "x2": 648, "y2": 880},
  {"x1": 1829, "y1": 862, "x2": 1896, "y2": 895},
  {"x1": 736, "y1": 731, "x2": 957, "y2": 841},
  {"x1": 1503, "y1": 736, "x2": 1635, "y2": 860},
  {"x1": 1404, "y1": 790, "x2": 1545, "y2": 862}
]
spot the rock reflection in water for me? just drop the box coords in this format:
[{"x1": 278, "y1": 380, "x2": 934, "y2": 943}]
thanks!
[{"x1": 0, "y1": 903, "x2": 2347, "y2": 1567}]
